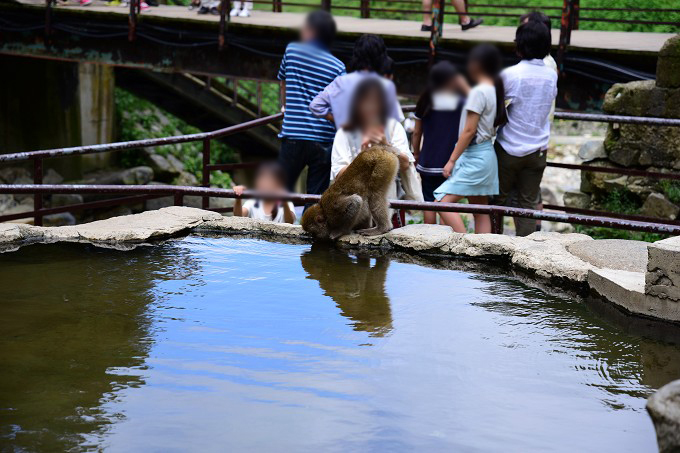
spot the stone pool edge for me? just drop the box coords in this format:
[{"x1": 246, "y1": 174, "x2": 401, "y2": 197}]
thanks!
[{"x1": 1, "y1": 206, "x2": 679, "y2": 324}]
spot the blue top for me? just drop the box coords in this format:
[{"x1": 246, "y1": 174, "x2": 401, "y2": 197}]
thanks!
[
  {"x1": 416, "y1": 105, "x2": 464, "y2": 176},
  {"x1": 277, "y1": 42, "x2": 346, "y2": 142}
]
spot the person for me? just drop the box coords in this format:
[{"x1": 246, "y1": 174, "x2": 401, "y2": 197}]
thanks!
[
  {"x1": 433, "y1": 44, "x2": 507, "y2": 233},
  {"x1": 309, "y1": 34, "x2": 404, "y2": 130},
  {"x1": 330, "y1": 78, "x2": 416, "y2": 204},
  {"x1": 276, "y1": 10, "x2": 346, "y2": 196},
  {"x1": 412, "y1": 61, "x2": 468, "y2": 224},
  {"x1": 494, "y1": 20, "x2": 557, "y2": 236},
  {"x1": 233, "y1": 162, "x2": 297, "y2": 224},
  {"x1": 229, "y1": 0, "x2": 252, "y2": 17},
  {"x1": 421, "y1": 0, "x2": 482, "y2": 32}
]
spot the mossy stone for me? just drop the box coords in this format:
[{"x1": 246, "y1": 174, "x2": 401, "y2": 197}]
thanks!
[{"x1": 657, "y1": 34, "x2": 680, "y2": 89}]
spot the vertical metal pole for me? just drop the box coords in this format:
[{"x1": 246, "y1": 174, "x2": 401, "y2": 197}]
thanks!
[
  {"x1": 174, "y1": 192, "x2": 184, "y2": 206},
  {"x1": 202, "y1": 139, "x2": 211, "y2": 209},
  {"x1": 256, "y1": 81, "x2": 262, "y2": 117},
  {"x1": 557, "y1": 0, "x2": 575, "y2": 71},
  {"x1": 45, "y1": 0, "x2": 52, "y2": 42},
  {"x1": 219, "y1": 0, "x2": 229, "y2": 50},
  {"x1": 33, "y1": 158, "x2": 43, "y2": 227},
  {"x1": 428, "y1": 0, "x2": 445, "y2": 66},
  {"x1": 128, "y1": 0, "x2": 137, "y2": 42},
  {"x1": 572, "y1": 0, "x2": 580, "y2": 30},
  {"x1": 490, "y1": 211, "x2": 503, "y2": 235},
  {"x1": 360, "y1": 0, "x2": 369, "y2": 18},
  {"x1": 233, "y1": 79, "x2": 238, "y2": 106},
  {"x1": 321, "y1": 0, "x2": 331, "y2": 12}
]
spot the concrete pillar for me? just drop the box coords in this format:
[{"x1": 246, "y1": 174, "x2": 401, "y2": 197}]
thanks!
[{"x1": 78, "y1": 62, "x2": 115, "y2": 173}]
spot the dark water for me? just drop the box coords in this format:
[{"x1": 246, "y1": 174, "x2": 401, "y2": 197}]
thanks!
[{"x1": 1, "y1": 236, "x2": 679, "y2": 452}]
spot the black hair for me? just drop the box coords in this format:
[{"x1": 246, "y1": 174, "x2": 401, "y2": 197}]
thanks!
[
  {"x1": 468, "y1": 44, "x2": 508, "y2": 128},
  {"x1": 381, "y1": 56, "x2": 395, "y2": 77},
  {"x1": 255, "y1": 161, "x2": 288, "y2": 219},
  {"x1": 350, "y1": 34, "x2": 388, "y2": 73},
  {"x1": 305, "y1": 10, "x2": 337, "y2": 47},
  {"x1": 345, "y1": 78, "x2": 388, "y2": 131},
  {"x1": 515, "y1": 20, "x2": 552, "y2": 60},
  {"x1": 520, "y1": 11, "x2": 551, "y2": 31},
  {"x1": 415, "y1": 60, "x2": 459, "y2": 118}
]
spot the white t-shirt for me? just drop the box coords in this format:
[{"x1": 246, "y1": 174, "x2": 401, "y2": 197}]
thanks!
[
  {"x1": 242, "y1": 199, "x2": 296, "y2": 223},
  {"x1": 497, "y1": 59, "x2": 558, "y2": 157},
  {"x1": 459, "y1": 83, "x2": 498, "y2": 144},
  {"x1": 330, "y1": 118, "x2": 414, "y2": 182}
]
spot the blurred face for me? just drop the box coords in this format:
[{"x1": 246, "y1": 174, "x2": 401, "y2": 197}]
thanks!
[
  {"x1": 254, "y1": 172, "x2": 285, "y2": 194},
  {"x1": 356, "y1": 88, "x2": 384, "y2": 129},
  {"x1": 467, "y1": 60, "x2": 482, "y2": 83},
  {"x1": 300, "y1": 23, "x2": 315, "y2": 43}
]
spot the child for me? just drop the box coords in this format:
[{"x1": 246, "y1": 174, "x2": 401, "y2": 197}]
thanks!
[
  {"x1": 434, "y1": 44, "x2": 507, "y2": 233},
  {"x1": 412, "y1": 60, "x2": 468, "y2": 224},
  {"x1": 233, "y1": 162, "x2": 297, "y2": 224}
]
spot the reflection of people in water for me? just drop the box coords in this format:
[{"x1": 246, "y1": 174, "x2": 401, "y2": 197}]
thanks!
[{"x1": 300, "y1": 244, "x2": 393, "y2": 337}]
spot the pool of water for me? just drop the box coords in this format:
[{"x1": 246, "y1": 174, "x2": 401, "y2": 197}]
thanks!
[{"x1": 1, "y1": 236, "x2": 679, "y2": 452}]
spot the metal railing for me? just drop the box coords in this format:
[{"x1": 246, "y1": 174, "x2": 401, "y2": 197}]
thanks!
[{"x1": 1, "y1": 104, "x2": 679, "y2": 235}]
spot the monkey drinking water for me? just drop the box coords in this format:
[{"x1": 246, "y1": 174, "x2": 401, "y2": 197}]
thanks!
[{"x1": 301, "y1": 144, "x2": 399, "y2": 240}]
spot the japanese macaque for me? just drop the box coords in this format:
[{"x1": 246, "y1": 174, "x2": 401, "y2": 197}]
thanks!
[{"x1": 302, "y1": 144, "x2": 398, "y2": 240}]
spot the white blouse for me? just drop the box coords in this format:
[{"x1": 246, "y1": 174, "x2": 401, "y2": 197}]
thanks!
[{"x1": 330, "y1": 118, "x2": 414, "y2": 182}]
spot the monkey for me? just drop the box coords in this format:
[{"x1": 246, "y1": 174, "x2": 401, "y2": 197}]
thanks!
[{"x1": 301, "y1": 144, "x2": 399, "y2": 240}]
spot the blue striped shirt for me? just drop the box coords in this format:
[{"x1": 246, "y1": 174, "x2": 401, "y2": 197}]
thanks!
[{"x1": 277, "y1": 42, "x2": 346, "y2": 142}]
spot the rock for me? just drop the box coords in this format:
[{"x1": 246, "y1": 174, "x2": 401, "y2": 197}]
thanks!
[
  {"x1": 93, "y1": 166, "x2": 154, "y2": 186},
  {"x1": 641, "y1": 193, "x2": 680, "y2": 220},
  {"x1": 43, "y1": 212, "x2": 76, "y2": 227},
  {"x1": 646, "y1": 235, "x2": 680, "y2": 301},
  {"x1": 144, "y1": 150, "x2": 179, "y2": 182},
  {"x1": 43, "y1": 168, "x2": 64, "y2": 185},
  {"x1": 647, "y1": 379, "x2": 680, "y2": 453},
  {"x1": 0, "y1": 167, "x2": 31, "y2": 184},
  {"x1": 580, "y1": 160, "x2": 622, "y2": 194},
  {"x1": 603, "y1": 175, "x2": 629, "y2": 192},
  {"x1": 578, "y1": 140, "x2": 607, "y2": 162},
  {"x1": 50, "y1": 194, "x2": 84, "y2": 208},
  {"x1": 627, "y1": 176, "x2": 658, "y2": 198},
  {"x1": 174, "y1": 171, "x2": 198, "y2": 186},
  {"x1": 603, "y1": 80, "x2": 680, "y2": 119},
  {"x1": 166, "y1": 154, "x2": 185, "y2": 173},
  {"x1": 568, "y1": 239, "x2": 648, "y2": 272},
  {"x1": 184, "y1": 196, "x2": 234, "y2": 210},
  {"x1": 94, "y1": 206, "x2": 133, "y2": 221},
  {"x1": 145, "y1": 195, "x2": 174, "y2": 211},
  {"x1": 605, "y1": 122, "x2": 680, "y2": 168},
  {"x1": 563, "y1": 191, "x2": 591, "y2": 209},
  {"x1": 540, "y1": 187, "x2": 558, "y2": 206},
  {"x1": 0, "y1": 194, "x2": 16, "y2": 212},
  {"x1": 657, "y1": 34, "x2": 680, "y2": 89}
]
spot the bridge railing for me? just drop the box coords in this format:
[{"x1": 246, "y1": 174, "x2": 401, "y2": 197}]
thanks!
[{"x1": 1, "y1": 105, "x2": 679, "y2": 235}]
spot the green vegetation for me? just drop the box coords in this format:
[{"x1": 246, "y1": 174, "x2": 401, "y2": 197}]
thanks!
[
  {"x1": 252, "y1": 0, "x2": 679, "y2": 33},
  {"x1": 573, "y1": 188, "x2": 669, "y2": 242},
  {"x1": 114, "y1": 87, "x2": 236, "y2": 188},
  {"x1": 660, "y1": 180, "x2": 680, "y2": 204}
]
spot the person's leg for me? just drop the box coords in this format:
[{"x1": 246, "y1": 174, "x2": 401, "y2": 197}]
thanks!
[
  {"x1": 421, "y1": 174, "x2": 442, "y2": 224},
  {"x1": 278, "y1": 138, "x2": 307, "y2": 193},
  {"x1": 468, "y1": 196, "x2": 491, "y2": 233},
  {"x1": 515, "y1": 150, "x2": 547, "y2": 237},
  {"x1": 494, "y1": 141, "x2": 519, "y2": 234},
  {"x1": 304, "y1": 140, "x2": 332, "y2": 195},
  {"x1": 422, "y1": 0, "x2": 432, "y2": 27},
  {"x1": 437, "y1": 194, "x2": 466, "y2": 233},
  {"x1": 451, "y1": 0, "x2": 470, "y2": 24}
]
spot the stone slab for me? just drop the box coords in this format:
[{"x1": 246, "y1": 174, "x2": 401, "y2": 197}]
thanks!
[{"x1": 568, "y1": 239, "x2": 648, "y2": 273}]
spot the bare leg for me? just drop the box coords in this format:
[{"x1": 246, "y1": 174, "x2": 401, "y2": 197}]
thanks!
[
  {"x1": 469, "y1": 196, "x2": 491, "y2": 234},
  {"x1": 422, "y1": 0, "x2": 432, "y2": 26},
  {"x1": 424, "y1": 210, "x2": 437, "y2": 224},
  {"x1": 437, "y1": 194, "x2": 466, "y2": 233},
  {"x1": 451, "y1": 0, "x2": 470, "y2": 25}
]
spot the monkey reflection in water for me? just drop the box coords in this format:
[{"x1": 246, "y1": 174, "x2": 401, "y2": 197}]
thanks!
[{"x1": 300, "y1": 244, "x2": 393, "y2": 337}]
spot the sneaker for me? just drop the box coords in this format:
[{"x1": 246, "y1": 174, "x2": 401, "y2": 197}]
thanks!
[
  {"x1": 420, "y1": 24, "x2": 432, "y2": 32},
  {"x1": 197, "y1": 5, "x2": 209, "y2": 14},
  {"x1": 229, "y1": 1, "x2": 241, "y2": 16},
  {"x1": 461, "y1": 18, "x2": 483, "y2": 31},
  {"x1": 209, "y1": 5, "x2": 219, "y2": 14},
  {"x1": 238, "y1": 7, "x2": 250, "y2": 17},
  {"x1": 79, "y1": 0, "x2": 92, "y2": 5}
]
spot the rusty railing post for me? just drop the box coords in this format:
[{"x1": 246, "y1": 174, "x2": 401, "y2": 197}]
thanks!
[
  {"x1": 219, "y1": 0, "x2": 230, "y2": 50},
  {"x1": 428, "y1": 0, "x2": 445, "y2": 66},
  {"x1": 360, "y1": 0, "x2": 369, "y2": 18},
  {"x1": 202, "y1": 138, "x2": 211, "y2": 209},
  {"x1": 557, "y1": 0, "x2": 579, "y2": 71},
  {"x1": 174, "y1": 191, "x2": 184, "y2": 206},
  {"x1": 45, "y1": 0, "x2": 52, "y2": 42},
  {"x1": 128, "y1": 0, "x2": 137, "y2": 42},
  {"x1": 33, "y1": 158, "x2": 43, "y2": 226},
  {"x1": 490, "y1": 210, "x2": 503, "y2": 235},
  {"x1": 272, "y1": 0, "x2": 281, "y2": 12}
]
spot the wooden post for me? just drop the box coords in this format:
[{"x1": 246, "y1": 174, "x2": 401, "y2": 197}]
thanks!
[
  {"x1": 219, "y1": 0, "x2": 229, "y2": 50},
  {"x1": 321, "y1": 0, "x2": 331, "y2": 12},
  {"x1": 557, "y1": 0, "x2": 578, "y2": 71},
  {"x1": 360, "y1": 0, "x2": 369, "y2": 18},
  {"x1": 428, "y1": 0, "x2": 445, "y2": 66},
  {"x1": 202, "y1": 139, "x2": 211, "y2": 209},
  {"x1": 33, "y1": 158, "x2": 43, "y2": 227},
  {"x1": 128, "y1": 0, "x2": 137, "y2": 42}
]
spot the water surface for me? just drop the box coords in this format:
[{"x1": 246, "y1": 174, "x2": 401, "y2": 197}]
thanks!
[{"x1": 1, "y1": 236, "x2": 679, "y2": 452}]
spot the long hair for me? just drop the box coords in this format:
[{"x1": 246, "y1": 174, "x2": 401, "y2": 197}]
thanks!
[
  {"x1": 415, "y1": 60, "x2": 459, "y2": 119},
  {"x1": 469, "y1": 44, "x2": 508, "y2": 128},
  {"x1": 344, "y1": 78, "x2": 389, "y2": 131},
  {"x1": 350, "y1": 34, "x2": 388, "y2": 73}
]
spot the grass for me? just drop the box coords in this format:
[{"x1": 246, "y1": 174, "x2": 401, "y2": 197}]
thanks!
[
  {"x1": 115, "y1": 87, "x2": 236, "y2": 188},
  {"x1": 251, "y1": 0, "x2": 680, "y2": 33}
]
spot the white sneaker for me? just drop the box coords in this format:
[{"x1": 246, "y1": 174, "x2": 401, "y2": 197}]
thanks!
[
  {"x1": 238, "y1": 7, "x2": 250, "y2": 17},
  {"x1": 229, "y1": 1, "x2": 241, "y2": 16}
]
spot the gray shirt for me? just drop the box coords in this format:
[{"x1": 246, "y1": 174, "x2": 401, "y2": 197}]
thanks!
[
  {"x1": 309, "y1": 71, "x2": 405, "y2": 129},
  {"x1": 459, "y1": 83, "x2": 497, "y2": 144}
]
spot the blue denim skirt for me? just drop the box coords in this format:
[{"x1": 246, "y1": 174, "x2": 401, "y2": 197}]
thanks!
[{"x1": 434, "y1": 140, "x2": 499, "y2": 199}]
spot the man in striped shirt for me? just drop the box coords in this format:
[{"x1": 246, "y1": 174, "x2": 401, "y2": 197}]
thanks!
[{"x1": 277, "y1": 11, "x2": 346, "y2": 195}]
